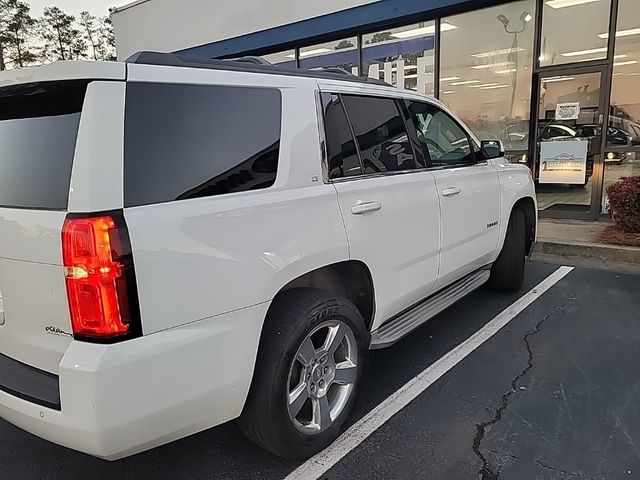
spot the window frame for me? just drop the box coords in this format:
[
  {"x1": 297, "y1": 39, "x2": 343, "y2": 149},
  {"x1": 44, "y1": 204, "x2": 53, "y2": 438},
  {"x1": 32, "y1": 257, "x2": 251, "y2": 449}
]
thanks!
[
  {"x1": 320, "y1": 91, "x2": 432, "y2": 183},
  {"x1": 320, "y1": 92, "x2": 365, "y2": 180},
  {"x1": 123, "y1": 82, "x2": 282, "y2": 208},
  {"x1": 404, "y1": 99, "x2": 481, "y2": 170}
]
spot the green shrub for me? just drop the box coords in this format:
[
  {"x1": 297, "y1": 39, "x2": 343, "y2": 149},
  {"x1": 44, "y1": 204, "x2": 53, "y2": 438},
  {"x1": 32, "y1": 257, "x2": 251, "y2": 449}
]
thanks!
[{"x1": 606, "y1": 176, "x2": 640, "y2": 233}]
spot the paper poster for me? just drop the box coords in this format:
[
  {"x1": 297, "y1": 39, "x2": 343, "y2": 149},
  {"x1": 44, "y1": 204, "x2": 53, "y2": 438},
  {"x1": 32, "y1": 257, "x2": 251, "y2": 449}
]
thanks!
[
  {"x1": 539, "y1": 139, "x2": 588, "y2": 184},
  {"x1": 555, "y1": 102, "x2": 581, "y2": 121}
]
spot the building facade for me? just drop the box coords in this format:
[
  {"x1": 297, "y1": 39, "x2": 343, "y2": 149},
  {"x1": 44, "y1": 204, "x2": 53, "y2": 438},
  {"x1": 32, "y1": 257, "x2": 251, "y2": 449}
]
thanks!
[{"x1": 112, "y1": 0, "x2": 640, "y2": 221}]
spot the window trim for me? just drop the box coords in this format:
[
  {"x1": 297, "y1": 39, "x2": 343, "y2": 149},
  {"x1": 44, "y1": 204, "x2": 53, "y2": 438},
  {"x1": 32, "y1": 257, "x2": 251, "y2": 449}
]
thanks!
[
  {"x1": 322, "y1": 91, "x2": 432, "y2": 182},
  {"x1": 338, "y1": 94, "x2": 366, "y2": 177},
  {"x1": 320, "y1": 92, "x2": 365, "y2": 181}
]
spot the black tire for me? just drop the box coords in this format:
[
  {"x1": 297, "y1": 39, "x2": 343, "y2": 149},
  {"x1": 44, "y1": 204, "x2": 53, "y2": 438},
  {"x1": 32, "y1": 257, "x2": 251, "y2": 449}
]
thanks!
[
  {"x1": 489, "y1": 209, "x2": 526, "y2": 292},
  {"x1": 238, "y1": 288, "x2": 368, "y2": 459}
]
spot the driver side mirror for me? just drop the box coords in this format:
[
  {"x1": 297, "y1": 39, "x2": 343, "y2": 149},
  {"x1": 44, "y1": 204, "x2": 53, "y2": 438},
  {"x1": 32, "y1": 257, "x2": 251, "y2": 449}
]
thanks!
[{"x1": 480, "y1": 140, "x2": 504, "y2": 160}]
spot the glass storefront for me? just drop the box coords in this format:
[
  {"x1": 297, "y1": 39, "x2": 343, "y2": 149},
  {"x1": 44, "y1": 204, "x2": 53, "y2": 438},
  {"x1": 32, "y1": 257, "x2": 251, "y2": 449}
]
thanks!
[
  {"x1": 603, "y1": 0, "x2": 640, "y2": 213},
  {"x1": 252, "y1": 0, "x2": 637, "y2": 221},
  {"x1": 362, "y1": 22, "x2": 436, "y2": 95},
  {"x1": 262, "y1": 50, "x2": 296, "y2": 67},
  {"x1": 439, "y1": 1, "x2": 536, "y2": 151},
  {"x1": 299, "y1": 37, "x2": 359, "y2": 73},
  {"x1": 540, "y1": 0, "x2": 611, "y2": 67},
  {"x1": 534, "y1": 70, "x2": 603, "y2": 214}
]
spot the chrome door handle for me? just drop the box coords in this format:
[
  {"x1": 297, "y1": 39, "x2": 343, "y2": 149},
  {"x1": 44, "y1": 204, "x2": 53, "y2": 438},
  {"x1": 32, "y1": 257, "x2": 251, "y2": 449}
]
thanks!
[
  {"x1": 351, "y1": 201, "x2": 382, "y2": 215},
  {"x1": 442, "y1": 187, "x2": 462, "y2": 197}
]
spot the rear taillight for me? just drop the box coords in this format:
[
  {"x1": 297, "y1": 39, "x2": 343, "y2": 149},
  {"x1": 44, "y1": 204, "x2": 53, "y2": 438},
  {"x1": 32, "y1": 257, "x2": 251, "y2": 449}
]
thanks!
[{"x1": 62, "y1": 211, "x2": 141, "y2": 342}]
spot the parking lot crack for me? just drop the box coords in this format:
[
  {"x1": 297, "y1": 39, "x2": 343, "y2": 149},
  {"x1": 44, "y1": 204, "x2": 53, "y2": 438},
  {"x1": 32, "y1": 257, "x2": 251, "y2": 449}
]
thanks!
[
  {"x1": 535, "y1": 459, "x2": 592, "y2": 479},
  {"x1": 472, "y1": 305, "x2": 566, "y2": 480}
]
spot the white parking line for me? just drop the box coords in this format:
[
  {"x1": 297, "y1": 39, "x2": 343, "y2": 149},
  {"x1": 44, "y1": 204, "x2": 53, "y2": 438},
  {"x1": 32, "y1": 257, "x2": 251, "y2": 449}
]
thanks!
[{"x1": 285, "y1": 266, "x2": 574, "y2": 480}]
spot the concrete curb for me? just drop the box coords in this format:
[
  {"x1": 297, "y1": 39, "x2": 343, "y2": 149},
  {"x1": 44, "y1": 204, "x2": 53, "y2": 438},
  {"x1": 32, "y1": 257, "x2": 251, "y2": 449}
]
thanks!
[{"x1": 532, "y1": 240, "x2": 640, "y2": 265}]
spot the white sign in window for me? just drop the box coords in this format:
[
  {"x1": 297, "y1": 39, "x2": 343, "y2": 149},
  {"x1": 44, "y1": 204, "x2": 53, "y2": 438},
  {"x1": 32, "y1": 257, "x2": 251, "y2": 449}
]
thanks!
[
  {"x1": 555, "y1": 102, "x2": 581, "y2": 121},
  {"x1": 539, "y1": 139, "x2": 588, "y2": 185}
]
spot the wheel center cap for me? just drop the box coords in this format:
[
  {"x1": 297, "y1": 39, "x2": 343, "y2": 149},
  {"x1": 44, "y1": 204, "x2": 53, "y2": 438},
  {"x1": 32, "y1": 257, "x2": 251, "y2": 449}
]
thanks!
[{"x1": 312, "y1": 366, "x2": 323, "y2": 382}]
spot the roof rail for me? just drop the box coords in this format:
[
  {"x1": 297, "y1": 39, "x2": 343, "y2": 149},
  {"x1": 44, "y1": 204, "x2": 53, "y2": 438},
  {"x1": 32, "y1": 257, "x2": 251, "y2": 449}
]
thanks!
[{"x1": 125, "y1": 51, "x2": 390, "y2": 87}]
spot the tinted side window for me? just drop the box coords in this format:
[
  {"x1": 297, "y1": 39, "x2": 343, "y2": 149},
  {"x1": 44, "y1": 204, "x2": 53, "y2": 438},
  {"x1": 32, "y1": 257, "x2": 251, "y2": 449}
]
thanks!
[
  {"x1": 409, "y1": 102, "x2": 475, "y2": 167},
  {"x1": 124, "y1": 83, "x2": 281, "y2": 207},
  {"x1": 342, "y1": 95, "x2": 418, "y2": 174},
  {"x1": 322, "y1": 93, "x2": 362, "y2": 179},
  {"x1": 0, "y1": 81, "x2": 87, "y2": 210}
]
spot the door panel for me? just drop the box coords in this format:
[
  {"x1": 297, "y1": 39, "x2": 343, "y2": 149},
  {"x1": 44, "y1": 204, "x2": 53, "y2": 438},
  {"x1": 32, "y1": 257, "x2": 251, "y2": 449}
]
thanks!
[
  {"x1": 431, "y1": 165, "x2": 501, "y2": 291},
  {"x1": 405, "y1": 99, "x2": 501, "y2": 290},
  {"x1": 323, "y1": 93, "x2": 441, "y2": 330},
  {"x1": 334, "y1": 173, "x2": 440, "y2": 329}
]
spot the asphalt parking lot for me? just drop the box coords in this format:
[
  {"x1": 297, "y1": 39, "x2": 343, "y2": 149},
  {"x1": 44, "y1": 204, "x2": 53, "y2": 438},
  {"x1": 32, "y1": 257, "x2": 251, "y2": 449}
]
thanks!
[{"x1": 1, "y1": 261, "x2": 639, "y2": 480}]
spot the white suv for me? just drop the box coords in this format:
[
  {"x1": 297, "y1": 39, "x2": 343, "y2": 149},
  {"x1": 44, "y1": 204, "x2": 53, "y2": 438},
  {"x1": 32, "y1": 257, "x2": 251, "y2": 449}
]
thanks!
[{"x1": 0, "y1": 52, "x2": 536, "y2": 461}]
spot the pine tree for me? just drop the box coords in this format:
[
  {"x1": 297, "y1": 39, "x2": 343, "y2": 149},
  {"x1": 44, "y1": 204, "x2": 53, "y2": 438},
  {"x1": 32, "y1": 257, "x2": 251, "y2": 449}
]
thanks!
[
  {"x1": 3, "y1": 0, "x2": 36, "y2": 68},
  {"x1": 40, "y1": 6, "x2": 85, "y2": 61},
  {"x1": 98, "y1": 15, "x2": 116, "y2": 61},
  {"x1": 0, "y1": 0, "x2": 10, "y2": 70},
  {"x1": 79, "y1": 11, "x2": 99, "y2": 60}
]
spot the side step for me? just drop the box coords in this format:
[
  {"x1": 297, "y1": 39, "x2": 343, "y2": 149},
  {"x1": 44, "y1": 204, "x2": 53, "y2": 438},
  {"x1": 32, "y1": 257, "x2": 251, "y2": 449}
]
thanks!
[{"x1": 370, "y1": 269, "x2": 491, "y2": 349}]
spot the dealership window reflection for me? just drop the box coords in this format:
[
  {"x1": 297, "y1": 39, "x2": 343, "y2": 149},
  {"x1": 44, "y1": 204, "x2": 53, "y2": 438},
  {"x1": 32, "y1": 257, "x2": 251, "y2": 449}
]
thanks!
[
  {"x1": 540, "y1": 0, "x2": 611, "y2": 67},
  {"x1": 262, "y1": 50, "x2": 296, "y2": 68},
  {"x1": 603, "y1": 0, "x2": 640, "y2": 214},
  {"x1": 439, "y1": 1, "x2": 535, "y2": 152},
  {"x1": 362, "y1": 22, "x2": 436, "y2": 95},
  {"x1": 298, "y1": 37, "x2": 359, "y2": 73}
]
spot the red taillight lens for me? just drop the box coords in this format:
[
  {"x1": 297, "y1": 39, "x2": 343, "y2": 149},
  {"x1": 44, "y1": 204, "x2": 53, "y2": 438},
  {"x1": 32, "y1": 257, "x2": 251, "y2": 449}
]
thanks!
[{"x1": 62, "y1": 213, "x2": 140, "y2": 341}]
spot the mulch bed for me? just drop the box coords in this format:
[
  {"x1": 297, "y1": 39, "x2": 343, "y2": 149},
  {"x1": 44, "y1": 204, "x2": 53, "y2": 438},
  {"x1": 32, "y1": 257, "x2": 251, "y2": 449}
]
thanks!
[{"x1": 599, "y1": 225, "x2": 640, "y2": 248}]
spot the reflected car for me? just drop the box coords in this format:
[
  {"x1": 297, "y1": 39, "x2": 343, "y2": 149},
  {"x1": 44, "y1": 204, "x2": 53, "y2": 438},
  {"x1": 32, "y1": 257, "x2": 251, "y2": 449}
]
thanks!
[{"x1": 576, "y1": 125, "x2": 631, "y2": 164}]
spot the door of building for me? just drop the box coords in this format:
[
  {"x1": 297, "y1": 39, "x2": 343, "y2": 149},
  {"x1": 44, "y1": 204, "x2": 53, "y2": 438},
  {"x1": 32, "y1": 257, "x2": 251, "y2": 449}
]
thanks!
[{"x1": 531, "y1": 67, "x2": 607, "y2": 220}]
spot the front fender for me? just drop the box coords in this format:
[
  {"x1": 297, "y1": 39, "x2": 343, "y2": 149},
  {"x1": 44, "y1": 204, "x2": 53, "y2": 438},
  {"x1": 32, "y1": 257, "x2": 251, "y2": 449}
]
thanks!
[{"x1": 494, "y1": 160, "x2": 537, "y2": 258}]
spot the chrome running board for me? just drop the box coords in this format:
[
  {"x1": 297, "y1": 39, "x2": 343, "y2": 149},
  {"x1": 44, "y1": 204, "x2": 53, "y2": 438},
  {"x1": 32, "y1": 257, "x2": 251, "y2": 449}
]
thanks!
[{"x1": 370, "y1": 269, "x2": 491, "y2": 349}]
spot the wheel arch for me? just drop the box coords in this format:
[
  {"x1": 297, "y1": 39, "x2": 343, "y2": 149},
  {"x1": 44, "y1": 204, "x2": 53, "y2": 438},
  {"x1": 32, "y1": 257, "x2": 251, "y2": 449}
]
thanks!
[{"x1": 268, "y1": 260, "x2": 376, "y2": 332}]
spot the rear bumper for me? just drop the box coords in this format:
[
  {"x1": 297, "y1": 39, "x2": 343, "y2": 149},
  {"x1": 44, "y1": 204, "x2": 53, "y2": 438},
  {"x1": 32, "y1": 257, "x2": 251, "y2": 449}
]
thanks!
[
  {"x1": 0, "y1": 353, "x2": 60, "y2": 410},
  {"x1": 0, "y1": 302, "x2": 267, "y2": 460}
]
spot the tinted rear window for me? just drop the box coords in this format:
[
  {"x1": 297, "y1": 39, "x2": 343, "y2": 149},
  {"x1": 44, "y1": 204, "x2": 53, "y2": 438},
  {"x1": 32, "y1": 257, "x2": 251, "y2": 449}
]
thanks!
[
  {"x1": 0, "y1": 81, "x2": 87, "y2": 210},
  {"x1": 124, "y1": 83, "x2": 282, "y2": 207}
]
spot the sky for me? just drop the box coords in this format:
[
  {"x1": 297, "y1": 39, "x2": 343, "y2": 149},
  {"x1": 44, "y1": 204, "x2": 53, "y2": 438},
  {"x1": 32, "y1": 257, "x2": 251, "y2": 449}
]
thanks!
[{"x1": 27, "y1": 0, "x2": 128, "y2": 17}]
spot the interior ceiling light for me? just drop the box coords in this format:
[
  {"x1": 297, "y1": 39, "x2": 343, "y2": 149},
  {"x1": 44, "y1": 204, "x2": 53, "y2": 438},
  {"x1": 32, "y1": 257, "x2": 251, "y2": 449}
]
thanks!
[
  {"x1": 480, "y1": 84, "x2": 511, "y2": 89},
  {"x1": 561, "y1": 47, "x2": 607, "y2": 57},
  {"x1": 546, "y1": 0, "x2": 600, "y2": 9},
  {"x1": 391, "y1": 22, "x2": 457, "y2": 39},
  {"x1": 495, "y1": 69, "x2": 518, "y2": 74},
  {"x1": 441, "y1": 90, "x2": 455, "y2": 94},
  {"x1": 440, "y1": 76, "x2": 460, "y2": 82},
  {"x1": 471, "y1": 47, "x2": 524, "y2": 58},
  {"x1": 291, "y1": 48, "x2": 333, "y2": 59},
  {"x1": 522, "y1": 12, "x2": 533, "y2": 23},
  {"x1": 614, "y1": 60, "x2": 639, "y2": 66},
  {"x1": 449, "y1": 80, "x2": 481, "y2": 85},
  {"x1": 599, "y1": 28, "x2": 640, "y2": 39},
  {"x1": 542, "y1": 76, "x2": 575, "y2": 83},
  {"x1": 579, "y1": 54, "x2": 627, "y2": 62},
  {"x1": 471, "y1": 61, "x2": 514, "y2": 69},
  {"x1": 469, "y1": 83, "x2": 500, "y2": 88}
]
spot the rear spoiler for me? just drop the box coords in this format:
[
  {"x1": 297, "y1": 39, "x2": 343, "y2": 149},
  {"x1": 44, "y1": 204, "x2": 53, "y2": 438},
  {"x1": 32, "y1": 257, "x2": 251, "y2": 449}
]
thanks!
[{"x1": 0, "y1": 61, "x2": 125, "y2": 88}]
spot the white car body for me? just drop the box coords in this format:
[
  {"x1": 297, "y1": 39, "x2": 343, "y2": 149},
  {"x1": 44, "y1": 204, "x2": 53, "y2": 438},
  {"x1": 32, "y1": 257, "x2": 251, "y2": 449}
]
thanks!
[{"x1": 0, "y1": 56, "x2": 536, "y2": 460}]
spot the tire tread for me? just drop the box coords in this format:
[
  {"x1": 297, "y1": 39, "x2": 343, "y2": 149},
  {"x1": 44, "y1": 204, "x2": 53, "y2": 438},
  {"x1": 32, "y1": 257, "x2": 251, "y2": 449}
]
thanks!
[{"x1": 489, "y1": 208, "x2": 526, "y2": 292}]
